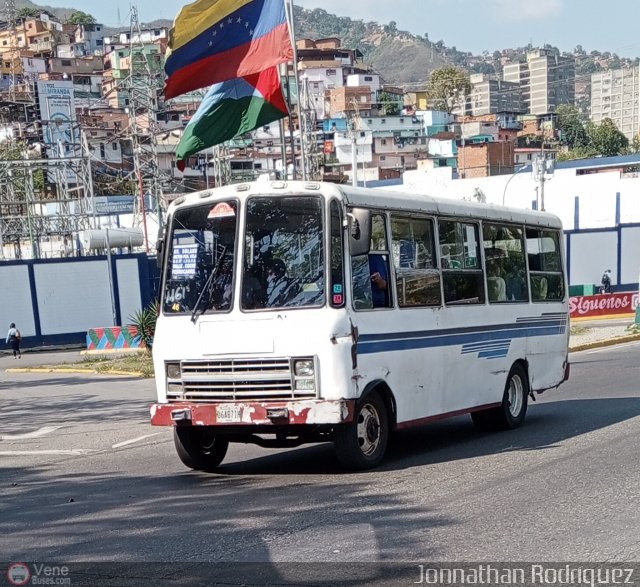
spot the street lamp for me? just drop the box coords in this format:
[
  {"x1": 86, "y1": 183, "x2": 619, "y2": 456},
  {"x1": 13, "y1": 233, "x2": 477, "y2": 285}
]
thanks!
[{"x1": 502, "y1": 164, "x2": 530, "y2": 206}]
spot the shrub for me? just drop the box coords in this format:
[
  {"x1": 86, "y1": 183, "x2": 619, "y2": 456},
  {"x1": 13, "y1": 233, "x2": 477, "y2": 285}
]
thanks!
[{"x1": 129, "y1": 300, "x2": 158, "y2": 350}]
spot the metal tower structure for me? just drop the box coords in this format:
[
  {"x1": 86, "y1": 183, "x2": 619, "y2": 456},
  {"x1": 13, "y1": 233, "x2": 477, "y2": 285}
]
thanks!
[
  {"x1": 299, "y1": 77, "x2": 321, "y2": 181},
  {"x1": 210, "y1": 144, "x2": 232, "y2": 187},
  {"x1": 0, "y1": 135, "x2": 97, "y2": 259},
  {"x1": 124, "y1": 6, "x2": 166, "y2": 250}
]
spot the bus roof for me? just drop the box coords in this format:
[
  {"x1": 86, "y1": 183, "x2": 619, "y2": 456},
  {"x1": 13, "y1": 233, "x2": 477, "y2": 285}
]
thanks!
[
  {"x1": 168, "y1": 181, "x2": 563, "y2": 230},
  {"x1": 339, "y1": 185, "x2": 563, "y2": 229}
]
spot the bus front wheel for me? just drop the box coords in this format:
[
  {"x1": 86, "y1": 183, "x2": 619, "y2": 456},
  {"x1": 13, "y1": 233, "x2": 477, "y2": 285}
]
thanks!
[
  {"x1": 333, "y1": 391, "x2": 389, "y2": 470},
  {"x1": 173, "y1": 426, "x2": 229, "y2": 471},
  {"x1": 471, "y1": 363, "x2": 529, "y2": 431}
]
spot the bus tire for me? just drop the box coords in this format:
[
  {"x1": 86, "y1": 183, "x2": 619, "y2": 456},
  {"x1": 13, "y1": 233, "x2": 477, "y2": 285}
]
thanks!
[
  {"x1": 471, "y1": 363, "x2": 529, "y2": 431},
  {"x1": 333, "y1": 391, "x2": 389, "y2": 470},
  {"x1": 173, "y1": 426, "x2": 229, "y2": 471}
]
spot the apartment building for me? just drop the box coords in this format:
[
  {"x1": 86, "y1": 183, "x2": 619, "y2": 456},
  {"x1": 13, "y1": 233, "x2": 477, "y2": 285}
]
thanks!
[
  {"x1": 464, "y1": 73, "x2": 524, "y2": 116},
  {"x1": 504, "y1": 49, "x2": 575, "y2": 115},
  {"x1": 297, "y1": 38, "x2": 365, "y2": 120},
  {"x1": 590, "y1": 66, "x2": 640, "y2": 141}
]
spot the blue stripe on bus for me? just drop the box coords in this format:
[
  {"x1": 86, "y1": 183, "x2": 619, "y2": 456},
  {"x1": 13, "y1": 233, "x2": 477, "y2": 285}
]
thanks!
[
  {"x1": 357, "y1": 318, "x2": 567, "y2": 356},
  {"x1": 461, "y1": 339, "x2": 511, "y2": 352},
  {"x1": 359, "y1": 313, "x2": 568, "y2": 344},
  {"x1": 478, "y1": 349, "x2": 510, "y2": 359}
]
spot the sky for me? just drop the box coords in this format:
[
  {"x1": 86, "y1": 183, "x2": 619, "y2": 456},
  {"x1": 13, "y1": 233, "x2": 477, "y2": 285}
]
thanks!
[{"x1": 44, "y1": 0, "x2": 640, "y2": 59}]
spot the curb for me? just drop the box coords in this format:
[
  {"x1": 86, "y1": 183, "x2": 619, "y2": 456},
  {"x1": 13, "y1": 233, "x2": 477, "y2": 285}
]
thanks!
[
  {"x1": 81, "y1": 349, "x2": 146, "y2": 356},
  {"x1": 569, "y1": 333, "x2": 640, "y2": 353},
  {"x1": 6, "y1": 367, "x2": 147, "y2": 377}
]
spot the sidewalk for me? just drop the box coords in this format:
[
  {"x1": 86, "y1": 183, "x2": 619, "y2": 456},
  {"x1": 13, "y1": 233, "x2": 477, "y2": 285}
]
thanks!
[{"x1": 569, "y1": 320, "x2": 640, "y2": 351}]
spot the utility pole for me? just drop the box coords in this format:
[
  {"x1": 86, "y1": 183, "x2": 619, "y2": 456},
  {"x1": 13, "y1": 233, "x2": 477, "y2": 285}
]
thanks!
[
  {"x1": 532, "y1": 139, "x2": 554, "y2": 212},
  {"x1": 125, "y1": 6, "x2": 165, "y2": 251},
  {"x1": 349, "y1": 98, "x2": 363, "y2": 187},
  {"x1": 4, "y1": 0, "x2": 17, "y2": 101}
]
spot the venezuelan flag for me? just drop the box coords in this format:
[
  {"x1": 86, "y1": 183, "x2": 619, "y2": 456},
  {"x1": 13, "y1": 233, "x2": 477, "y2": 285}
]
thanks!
[
  {"x1": 164, "y1": 0, "x2": 293, "y2": 100},
  {"x1": 175, "y1": 66, "x2": 288, "y2": 171}
]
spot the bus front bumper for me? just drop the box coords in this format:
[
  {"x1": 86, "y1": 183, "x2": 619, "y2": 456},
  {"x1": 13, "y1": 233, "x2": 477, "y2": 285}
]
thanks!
[{"x1": 150, "y1": 399, "x2": 356, "y2": 427}]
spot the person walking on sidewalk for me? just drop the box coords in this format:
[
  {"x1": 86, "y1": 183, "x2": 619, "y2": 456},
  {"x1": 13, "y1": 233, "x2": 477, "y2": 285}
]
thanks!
[{"x1": 6, "y1": 322, "x2": 21, "y2": 358}]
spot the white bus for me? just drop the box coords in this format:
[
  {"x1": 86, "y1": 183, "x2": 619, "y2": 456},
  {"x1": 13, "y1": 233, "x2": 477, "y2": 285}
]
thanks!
[{"x1": 151, "y1": 180, "x2": 570, "y2": 470}]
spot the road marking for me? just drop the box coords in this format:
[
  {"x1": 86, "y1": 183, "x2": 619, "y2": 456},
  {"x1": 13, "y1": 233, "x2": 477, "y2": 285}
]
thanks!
[
  {"x1": 112, "y1": 433, "x2": 161, "y2": 449},
  {"x1": 0, "y1": 426, "x2": 63, "y2": 441},
  {"x1": 0, "y1": 449, "x2": 95, "y2": 455}
]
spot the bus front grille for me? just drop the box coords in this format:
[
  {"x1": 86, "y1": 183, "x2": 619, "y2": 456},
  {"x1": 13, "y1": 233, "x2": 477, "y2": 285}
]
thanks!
[{"x1": 167, "y1": 358, "x2": 317, "y2": 402}]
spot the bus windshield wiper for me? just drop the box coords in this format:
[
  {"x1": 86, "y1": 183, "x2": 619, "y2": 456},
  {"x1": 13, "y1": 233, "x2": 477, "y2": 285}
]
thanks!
[{"x1": 190, "y1": 246, "x2": 227, "y2": 324}]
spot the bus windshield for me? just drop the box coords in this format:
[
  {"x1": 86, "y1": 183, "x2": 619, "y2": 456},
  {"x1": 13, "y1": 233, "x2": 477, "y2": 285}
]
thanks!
[
  {"x1": 162, "y1": 195, "x2": 325, "y2": 315},
  {"x1": 242, "y1": 195, "x2": 324, "y2": 310},
  {"x1": 163, "y1": 200, "x2": 238, "y2": 315}
]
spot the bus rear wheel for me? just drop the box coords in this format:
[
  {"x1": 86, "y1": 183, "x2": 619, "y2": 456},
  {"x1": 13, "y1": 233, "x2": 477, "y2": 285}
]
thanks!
[
  {"x1": 173, "y1": 426, "x2": 229, "y2": 471},
  {"x1": 333, "y1": 391, "x2": 389, "y2": 470},
  {"x1": 471, "y1": 363, "x2": 529, "y2": 431}
]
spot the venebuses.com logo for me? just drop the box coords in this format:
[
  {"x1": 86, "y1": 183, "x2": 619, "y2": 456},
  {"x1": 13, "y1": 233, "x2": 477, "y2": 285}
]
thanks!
[
  {"x1": 6, "y1": 563, "x2": 31, "y2": 586},
  {"x1": 6, "y1": 563, "x2": 71, "y2": 585}
]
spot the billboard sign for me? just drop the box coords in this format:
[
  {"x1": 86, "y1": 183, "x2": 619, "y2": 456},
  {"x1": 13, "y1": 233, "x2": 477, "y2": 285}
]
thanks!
[
  {"x1": 569, "y1": 292, "x2": 639, "y2": 319},
  {"x1": 37, "y1": 80, "x2": 80, "y2": 154}
]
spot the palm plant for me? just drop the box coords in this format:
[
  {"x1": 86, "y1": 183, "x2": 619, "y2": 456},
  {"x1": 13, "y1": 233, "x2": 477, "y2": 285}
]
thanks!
[{"x1": 129, "y1": 300, "x2": 159, "y2": 351}]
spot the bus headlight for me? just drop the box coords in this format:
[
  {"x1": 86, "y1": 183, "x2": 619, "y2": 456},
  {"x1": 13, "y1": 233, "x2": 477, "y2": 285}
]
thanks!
[
  {"x1": 294, "y1": 359, "x2": 314, "y2": 377},
  {"x1": 295, "y1": 378, "x2": 315, "y2": 391},
  {"x1": 166, "y1": 362, "x2": 181, "y2": 379}
]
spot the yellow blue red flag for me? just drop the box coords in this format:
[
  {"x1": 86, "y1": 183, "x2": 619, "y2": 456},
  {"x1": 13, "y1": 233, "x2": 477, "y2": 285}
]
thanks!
[{"x1": 164, "y1": 0, "x2": 293, "y2": 100}]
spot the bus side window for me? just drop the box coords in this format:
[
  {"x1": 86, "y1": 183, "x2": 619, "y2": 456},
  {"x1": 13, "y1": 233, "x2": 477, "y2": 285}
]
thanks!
[
  {"x1": 391, "y1": 214, "x2": 441, "y2": 307},
  {"x1": 352, "y1": 213, "x2": 392, "y2": 310},
  {"x1": 526, "y1": 228, "x2": 564, "y2": 302},
  {"x1": 439, "y1": 220, "x2": 485, "y2": 305},
  {"x1": 483, "y1": 223, "x2": 528, "y2": 303}
]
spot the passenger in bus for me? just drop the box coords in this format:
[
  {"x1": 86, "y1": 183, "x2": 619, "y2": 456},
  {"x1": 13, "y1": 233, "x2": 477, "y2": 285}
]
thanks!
[
  {"x1": 265, "y1": 258, "x2": 292, "y2": 307},
  {"x1": 242, "y1": 271, "x2": 265, "y2": 309},
  {"x1": 506, "y1": 269, "x2": 527, "y2": 301},
  {"x1": 368, "y1": 253, "x2": 389, "y2": 308},
  {"x1": 487, "y1": 260, "x2": 507, "y2": 302},
  {"x1": 441, "y1": 244, "x2": 462, "y2": 269},
  {"x1": 531, "y1": 276, "x2": 548, "y2": 301}
]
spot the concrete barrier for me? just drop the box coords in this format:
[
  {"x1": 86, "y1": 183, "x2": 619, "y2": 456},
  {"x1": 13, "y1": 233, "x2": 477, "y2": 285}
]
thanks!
[{"x1": 86, "y1": 326, "x2": 142, "y2": 351}]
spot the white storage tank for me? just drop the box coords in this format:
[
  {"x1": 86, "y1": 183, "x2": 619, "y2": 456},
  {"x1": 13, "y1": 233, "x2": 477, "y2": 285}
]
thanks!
[{"x1": 81, "y1": 228, "x2": 144, "y2": 250}]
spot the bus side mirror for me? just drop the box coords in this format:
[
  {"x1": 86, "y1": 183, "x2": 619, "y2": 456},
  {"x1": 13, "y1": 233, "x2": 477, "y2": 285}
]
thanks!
[
  {"x1": 346, "y1": 208, "x2": 371, "y2": 257},
  {"x1": 156, "y1": 227, "x2": 165, "y2": 268}
]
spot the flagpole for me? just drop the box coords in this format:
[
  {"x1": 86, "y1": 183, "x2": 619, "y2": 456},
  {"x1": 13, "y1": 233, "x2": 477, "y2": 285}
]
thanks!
[
  {"x1": 285, "y1": 0, "x2": 307, "y2": 181},
  {"x1": 281, "y1": 63, "x2": 296, "y2": 180},
  {"x1": 279, "y1": 118, "x2": 288, "y2": 180}
]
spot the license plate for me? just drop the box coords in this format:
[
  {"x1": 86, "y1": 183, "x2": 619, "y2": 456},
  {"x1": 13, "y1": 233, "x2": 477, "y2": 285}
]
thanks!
[{"x1": 216, "y1": 405, "x2": 242, "y2": 423}]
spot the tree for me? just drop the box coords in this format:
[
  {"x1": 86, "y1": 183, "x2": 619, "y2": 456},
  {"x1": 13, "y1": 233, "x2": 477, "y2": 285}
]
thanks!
[
  {"x1": 67, "y1": 10, "x2": 97, "y2": 25},
  {"x1": 556, "y1": 146, "x2": 596, "y2": 162},
  {"x1": 587, "y1": 118, "x2": 628, "y2": 157},
  {"x1": 425, "y1": 66, "x2": 471, "y2": 113},
  {"x1": 17, "y1": 7, "x2": 40, "y2": 18},
  {"x1": 556, "y1": 104, "x2": 588, "y2": 149},
  {"x1": 378, "y1": 91, "x2": 401, "y2": 115},
  {"x1": 626, "y1": 134, "x2": 640, "y2": 154}
]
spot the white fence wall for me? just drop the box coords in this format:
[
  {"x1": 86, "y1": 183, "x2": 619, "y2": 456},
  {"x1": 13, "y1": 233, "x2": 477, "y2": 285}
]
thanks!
[
  {"x1": 0, "y1": 254, "x2": 156, "y2": 348},
  {"x1": 568, "y1": 231, "x2": 618, "y2": 287}
]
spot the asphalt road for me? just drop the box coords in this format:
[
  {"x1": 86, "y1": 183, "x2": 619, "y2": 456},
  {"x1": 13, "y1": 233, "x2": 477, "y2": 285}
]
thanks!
[{"x1": 1, "y1": 343, "x2": 640, "y2": 582}]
